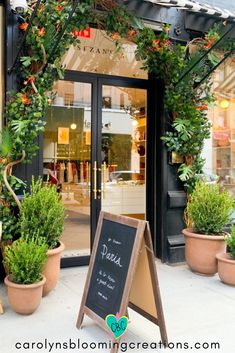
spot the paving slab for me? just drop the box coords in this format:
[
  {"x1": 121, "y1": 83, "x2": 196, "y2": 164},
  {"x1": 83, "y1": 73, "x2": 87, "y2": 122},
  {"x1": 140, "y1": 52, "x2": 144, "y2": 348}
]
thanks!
[{"x1": 0, "y1": 261, "x2": 234, "y2": 353}]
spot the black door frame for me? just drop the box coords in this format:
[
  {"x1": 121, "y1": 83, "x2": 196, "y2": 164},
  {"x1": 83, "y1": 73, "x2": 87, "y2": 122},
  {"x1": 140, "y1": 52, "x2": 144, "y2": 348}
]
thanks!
[{"x1": 60, "y1": 70, "x2": 154, "y2": 268}]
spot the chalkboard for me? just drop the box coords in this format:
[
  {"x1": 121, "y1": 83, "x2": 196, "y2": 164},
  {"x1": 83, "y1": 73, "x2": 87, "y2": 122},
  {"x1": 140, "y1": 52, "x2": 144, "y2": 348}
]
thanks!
[
  {"x1": 77, "y1": 212, "x2": 168, "y2": 353},
  {"x1": 86, "y1": 219, "x2": 136, "y2": 319}
]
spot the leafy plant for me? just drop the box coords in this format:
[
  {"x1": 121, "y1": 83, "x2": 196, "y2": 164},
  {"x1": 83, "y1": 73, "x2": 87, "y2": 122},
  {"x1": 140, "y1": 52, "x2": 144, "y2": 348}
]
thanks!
[
  {"x1": 3, "y1": 236, "x2": 48, "y2": 284},
  {"x1": 0, "y1": 174, "x2": 26, "y2": 241},
  {"x1": 20, "y1": 177, "x2": 64, "y2": 249},
  {"x1": 186, "y1": 181, "x2": 234, "y2": 235},
  {"x1": 226, "y1": 226, "x2": 235, "y2": 259}
]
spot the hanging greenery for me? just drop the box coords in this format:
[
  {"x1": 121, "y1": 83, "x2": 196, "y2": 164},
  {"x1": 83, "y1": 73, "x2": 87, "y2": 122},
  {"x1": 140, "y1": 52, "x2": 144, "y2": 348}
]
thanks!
[{"x1": 0, "y1": 0, "x2": 231, "y2": 240}]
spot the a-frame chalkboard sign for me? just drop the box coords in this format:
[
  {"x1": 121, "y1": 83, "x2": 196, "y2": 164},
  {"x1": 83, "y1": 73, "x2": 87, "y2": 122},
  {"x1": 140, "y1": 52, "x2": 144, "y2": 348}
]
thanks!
[{"x1": 77, "y1": 212, "x2": 168, "y2": 353}]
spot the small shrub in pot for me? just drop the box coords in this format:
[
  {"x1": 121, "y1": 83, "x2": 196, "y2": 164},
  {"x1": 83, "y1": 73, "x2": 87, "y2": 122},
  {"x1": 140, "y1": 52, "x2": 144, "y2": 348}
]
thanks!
[
  {"x1": 186, "y1": 181, "x2": 234, "y2": 235},
  {"x1": 20, "y1": 177, "x2": 65, "y2": 295},
  {"x1": 216, "y1": 227, "x2": 235, "y2": 285},
  {"x1": 20, "y1": 177, "x2": 64, "y2": 249},
  {"x1": 3, "y1": 236, "x2": 48, "y2": 314},
  {"x1": 183, "y1": 181, "x2": 234, "y2": 275}
]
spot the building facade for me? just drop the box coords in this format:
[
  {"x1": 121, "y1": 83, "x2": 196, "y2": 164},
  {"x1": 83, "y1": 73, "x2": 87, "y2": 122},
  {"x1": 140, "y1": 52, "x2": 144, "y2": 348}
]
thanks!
[{"x1": 1, "y1": 0, "x2": 235, "y2": 272}]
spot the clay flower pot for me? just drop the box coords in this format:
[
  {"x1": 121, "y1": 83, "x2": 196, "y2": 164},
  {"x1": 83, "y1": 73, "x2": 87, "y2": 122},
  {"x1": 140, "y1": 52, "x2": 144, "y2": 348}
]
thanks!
[
  {"x1": 42, "y1": 241, "x2": 65, "y2": 296},
  {"x1": 183, "y1": 228, "x2": 226, "y2": 275},
  {"x1": 4, "y1": 275, "x2": 46, "y2": 315},
  {"x1": 216, "y1": 252, "x2": 235, "y2": 286}
]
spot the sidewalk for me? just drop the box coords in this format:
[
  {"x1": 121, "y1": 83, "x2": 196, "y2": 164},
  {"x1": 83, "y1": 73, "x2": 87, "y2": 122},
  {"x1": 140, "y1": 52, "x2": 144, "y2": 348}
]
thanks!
[{"x1": 0, "y1": 261, "x2": 234, "y2": 353}]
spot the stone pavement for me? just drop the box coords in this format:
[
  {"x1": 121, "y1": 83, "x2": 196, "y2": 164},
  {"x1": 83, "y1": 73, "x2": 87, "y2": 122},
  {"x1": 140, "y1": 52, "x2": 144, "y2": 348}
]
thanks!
[{"x1": 0, "y1": 262, "x2": 235, "y2": 353}]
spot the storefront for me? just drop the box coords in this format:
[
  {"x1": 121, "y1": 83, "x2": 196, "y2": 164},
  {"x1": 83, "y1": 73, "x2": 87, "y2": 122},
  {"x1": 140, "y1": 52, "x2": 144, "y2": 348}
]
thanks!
[
  {"x1": 43, "y1": 29, "x2": 149, "y2": 265},
  {"x1": 2, "y1": 0, "x2": 235, "y2": 268},
  {"x1": 202, "y1": 55, "x2": 235, "y2": 193}
]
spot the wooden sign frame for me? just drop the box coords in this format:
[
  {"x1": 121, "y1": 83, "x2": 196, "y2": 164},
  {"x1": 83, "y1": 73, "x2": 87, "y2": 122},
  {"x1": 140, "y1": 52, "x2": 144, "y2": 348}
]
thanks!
[{"x1": 77, "y1": 212, "x2": 167, "y2": 352}]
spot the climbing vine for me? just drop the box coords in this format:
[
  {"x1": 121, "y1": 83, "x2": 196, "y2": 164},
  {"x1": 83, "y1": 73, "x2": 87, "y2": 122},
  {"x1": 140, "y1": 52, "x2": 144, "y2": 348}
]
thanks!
[{"x1": 0, "y1": 0, "x2": 231, "y2": 240}]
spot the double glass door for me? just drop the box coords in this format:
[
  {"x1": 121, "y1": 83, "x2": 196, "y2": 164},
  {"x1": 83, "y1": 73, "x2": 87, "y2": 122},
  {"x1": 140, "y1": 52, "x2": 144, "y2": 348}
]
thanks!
[{"x1": 43, "y1": 74, "x2": 148, "y2": 265}]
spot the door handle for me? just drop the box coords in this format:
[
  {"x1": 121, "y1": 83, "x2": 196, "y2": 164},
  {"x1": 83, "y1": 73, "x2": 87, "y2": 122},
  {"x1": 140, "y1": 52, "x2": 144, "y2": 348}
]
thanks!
[
  {"x1": 93, "y1": 161, "x2": 97, "y2": 200},
  {"x1": 101, "y1": 162, "x2": 107, "y2": 200}
]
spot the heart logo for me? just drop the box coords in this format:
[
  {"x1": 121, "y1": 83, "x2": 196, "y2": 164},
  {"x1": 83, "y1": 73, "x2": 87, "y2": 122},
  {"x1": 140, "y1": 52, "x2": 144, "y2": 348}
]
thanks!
[{"x1": 105, "y1": 313, "x2": 129, "y2": 339}]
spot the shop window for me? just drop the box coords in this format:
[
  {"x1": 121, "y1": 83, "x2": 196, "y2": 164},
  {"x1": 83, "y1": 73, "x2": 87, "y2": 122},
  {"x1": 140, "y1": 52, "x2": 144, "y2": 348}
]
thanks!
[{"x1": 202, "y1": 55, "x2": 235, "y2": 196}]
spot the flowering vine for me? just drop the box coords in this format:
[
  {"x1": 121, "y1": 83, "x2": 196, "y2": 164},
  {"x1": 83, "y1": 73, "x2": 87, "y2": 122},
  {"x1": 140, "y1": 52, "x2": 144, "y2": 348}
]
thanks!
[{"x1": 0, "y1": 0, "x2": 229, "y2": 240}]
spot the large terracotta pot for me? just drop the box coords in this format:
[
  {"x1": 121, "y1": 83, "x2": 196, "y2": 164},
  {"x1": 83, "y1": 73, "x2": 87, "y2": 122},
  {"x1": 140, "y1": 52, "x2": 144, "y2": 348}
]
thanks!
[
  {"x1": 216, "y1": 252, "x2": 235, "y2": 286},
  {"x1": 4, "y1": 275, "x2": 46, "y2": 315},
  {"x1": 183, "y1": 228, "x2": 226, "y2": 275},
  {"x1": 42, "y1": 241, "x2": 65, "y2": 296}
]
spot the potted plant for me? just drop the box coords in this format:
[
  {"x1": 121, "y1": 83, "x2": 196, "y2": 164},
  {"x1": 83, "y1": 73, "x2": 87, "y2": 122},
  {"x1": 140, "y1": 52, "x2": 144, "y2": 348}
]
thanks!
[
  {"x1": 216, "y1": 226, "x2": 235, "y2": 285},
  {"x1": 20, "y1": 177, "x2": 65, "y2": 296},
  {"x1": 3, "y1": 236, "x2": 47, "y2": 314},
  {"x1": 183, "y1": 181, "x2": 234, "y2": 275}
]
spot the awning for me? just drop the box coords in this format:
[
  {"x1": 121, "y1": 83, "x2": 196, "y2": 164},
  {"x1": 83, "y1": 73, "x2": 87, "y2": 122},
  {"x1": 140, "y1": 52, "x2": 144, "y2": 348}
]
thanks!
[{"x1": 143, "y1": 0, "x2": 235, "y2": 20}]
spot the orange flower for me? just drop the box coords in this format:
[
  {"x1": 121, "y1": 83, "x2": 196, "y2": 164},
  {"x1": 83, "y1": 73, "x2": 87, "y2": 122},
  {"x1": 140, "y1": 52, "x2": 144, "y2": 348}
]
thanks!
[
  {"x1": 111, "y1": 32, "x2": 120, "y2": 41},
  {"x1": 128, "y1": 30, "x2": 136, "y2": 39},
  {"x1": 196, "y1": 102, "x2": 208, "y2": 111},
  {"x1": 37, "y1": 27, "x2": 45, "y2": 37},
  {"x1": 38, "y1": 4, "x2": 44, "y2": 13},
  {"x1": 19, "y1": 22, "x2": 29, "y2": 31},
  {"x1": 56, "y1": 5, "x2": 63, "y2": 12},
  {"x1": 28, "y1": 76, "x2": 35, "y2": 83},
  {"x1": 21, "y1": 94, "x2": 30, "y2": 105},
  {"x1": 152, "y1": 39, "x2": 162, "y2": 51},
  {"x1": 203, "y1": 34, "x2": 219, "y2": 49}
]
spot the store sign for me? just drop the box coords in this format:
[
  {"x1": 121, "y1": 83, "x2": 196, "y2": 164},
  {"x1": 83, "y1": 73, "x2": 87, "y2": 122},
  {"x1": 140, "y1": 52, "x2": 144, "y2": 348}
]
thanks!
[
  {"x1": 78, "y1": 28, "x2": 91, "y2": 38},
  {"x1": 77, "y1": 212, "x2": 168, "y2": 352}
]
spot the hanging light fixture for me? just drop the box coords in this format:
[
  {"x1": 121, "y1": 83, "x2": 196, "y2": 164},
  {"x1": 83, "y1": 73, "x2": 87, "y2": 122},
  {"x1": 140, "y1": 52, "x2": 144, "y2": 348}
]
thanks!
[
  {"x1": 220, "y1": 99, "x2": 230, "y2": 109},
  {"x1": 70, "y1": 123, "x2": 77, "y2": 130},
  {"x1": 70, "y1": 104, "x2": 77, "y2": 130},
  {"x1": 132, "y1": 119, "x2": 138, "y2": 126}
]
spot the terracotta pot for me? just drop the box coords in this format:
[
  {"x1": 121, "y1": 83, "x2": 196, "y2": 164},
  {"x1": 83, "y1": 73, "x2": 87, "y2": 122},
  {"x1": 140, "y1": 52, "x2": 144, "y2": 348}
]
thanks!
[
  {"x1": 42, "y1": 241, "x2": 65, "y2": 296},
  {"x1": 183, "y1": 228, "x2": 226, "y2": 275},
  {"x1": 4, "y1": 275, "x2": 46, "y2": 315},
  {"x1": 216, "y1": 252, "x2": 235, "y2": 286}
]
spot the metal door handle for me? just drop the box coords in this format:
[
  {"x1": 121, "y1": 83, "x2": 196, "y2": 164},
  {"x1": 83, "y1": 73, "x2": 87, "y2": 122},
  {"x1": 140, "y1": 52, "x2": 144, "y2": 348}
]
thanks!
[
  {"x1": 93, "y1": 161, "x2": 97, "y2": 200},
  {"x1": 101, "y1": 162, "x2": 107, "y2": 200}
]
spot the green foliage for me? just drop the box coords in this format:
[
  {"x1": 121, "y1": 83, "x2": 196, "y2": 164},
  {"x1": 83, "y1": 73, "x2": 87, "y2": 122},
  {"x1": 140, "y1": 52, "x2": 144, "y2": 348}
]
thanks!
[
  {"x1": 226, "y1": 226, "x2": 235, "y2": 259},
  {"x1": 20, "y1": 177, "x2": 64, "y2": 249},
  {"x1": 0, "y1": 128, "x2": 13, "y2": 159},
  {"x1": 0, "y1": 172, "x2": 26, "y2": 241},
  {"x1": 1, "y1": 0, "x2": 232, "y2": 239},
  {"x1": 3, "y1": 236, "x2": 48, "y2": 284},
  {"x1": 186, "y1": 181, "x2": 234, "y2": 235}
]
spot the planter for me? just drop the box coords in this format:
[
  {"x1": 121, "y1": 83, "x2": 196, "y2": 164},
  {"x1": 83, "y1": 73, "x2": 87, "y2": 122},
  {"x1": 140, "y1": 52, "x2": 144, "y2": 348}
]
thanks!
[
  {"x1": 0, "y1": 240, "x2": 13, "y2": 275},
  {"x1": 4, "y1": 275, "x2": 46, "y2": 315},
  {"x1": 183, "y1": 228, "x2": 226, "y2": 275},
  {"x1": 216, "y1": 252, "x2": 235, "y2": 286},
  {"x1": 42, "y1": 241, "x2": 65, "y2": 296}
]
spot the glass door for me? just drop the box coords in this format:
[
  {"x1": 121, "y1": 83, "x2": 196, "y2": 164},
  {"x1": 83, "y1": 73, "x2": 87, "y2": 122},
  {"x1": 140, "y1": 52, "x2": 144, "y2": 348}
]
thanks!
[
  {"x1": 43, "y1": 76, "x2": 148, "y2": 265},
  {"x1": 99, "y1": 84, "x2": 147, "y2": 220},
  {"x1": 43, "y1": 81, "x2": 92, "y2": 259}
]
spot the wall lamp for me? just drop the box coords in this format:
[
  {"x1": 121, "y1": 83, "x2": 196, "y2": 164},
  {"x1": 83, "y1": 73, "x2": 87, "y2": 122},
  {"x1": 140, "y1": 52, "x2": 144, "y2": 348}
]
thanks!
[{"x1": 10, "y1": 0, "x2": 28, "y2": 14}]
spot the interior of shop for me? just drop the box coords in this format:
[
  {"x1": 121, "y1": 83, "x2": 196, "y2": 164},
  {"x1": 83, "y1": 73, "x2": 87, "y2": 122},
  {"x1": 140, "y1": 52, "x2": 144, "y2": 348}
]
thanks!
[
  {"x1": 203, "y1": 55, "x2": 235, "y2": 196},
  {"x1": 43, "y1": 81, "x2": 147, "y2": 257}
]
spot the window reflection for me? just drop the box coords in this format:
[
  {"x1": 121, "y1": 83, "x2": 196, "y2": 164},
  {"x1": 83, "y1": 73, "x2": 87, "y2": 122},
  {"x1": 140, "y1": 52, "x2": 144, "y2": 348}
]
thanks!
[
  {"x1": 101, "y1": 86, "x2": 147, "y2": 220},
  {"x1": 43, "y1": 81, "x2": 92, "y2": 257}
]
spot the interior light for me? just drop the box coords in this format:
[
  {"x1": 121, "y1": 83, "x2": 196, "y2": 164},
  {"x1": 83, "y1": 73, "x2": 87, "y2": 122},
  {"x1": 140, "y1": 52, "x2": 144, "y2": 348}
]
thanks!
[
  {"x1": 70, "y1": 123, "x2": 77, "y2": 130},
  {"x1": 132, "y1": 119, "x2": 138, "y2": 127},
  {"x1": 220, "y1": 99, "x2": 230, "y2": 109}
]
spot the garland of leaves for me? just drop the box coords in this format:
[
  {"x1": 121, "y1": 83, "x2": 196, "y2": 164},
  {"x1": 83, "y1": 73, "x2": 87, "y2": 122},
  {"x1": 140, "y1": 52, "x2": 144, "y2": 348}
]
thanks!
[{"x1": 0, "y1": 0, "x2": 228, "y2": 240}]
